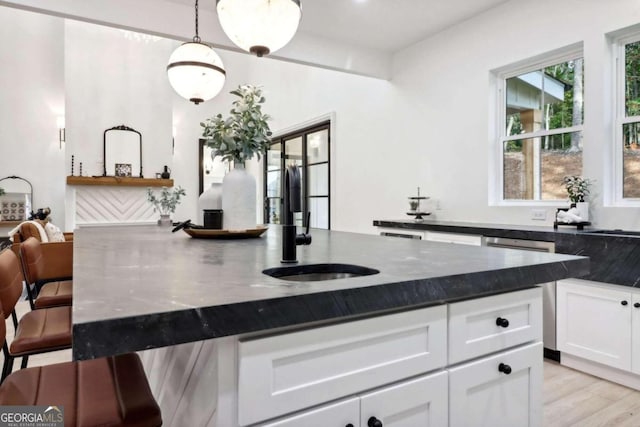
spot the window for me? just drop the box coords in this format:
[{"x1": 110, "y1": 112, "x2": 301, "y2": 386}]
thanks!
[
  {"x1": 264, "y1": 121, "x2": 330, "y2": 229},
  {"x1": 497, "y1": 49, "x2": 584, "y2": 202},
  {"x1": 615, "y1": 34, "x2": 640, "y2": 200}
]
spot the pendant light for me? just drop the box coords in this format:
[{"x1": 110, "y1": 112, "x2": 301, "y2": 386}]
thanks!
[
  {"x1": 167, "y1": 0, "x2": 226, "y2": 105},
  {"x1": 216, "y1": 0, "x2": 302, "y2": 57}
]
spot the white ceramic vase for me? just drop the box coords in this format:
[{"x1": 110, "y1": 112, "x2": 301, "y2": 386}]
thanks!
[
  {"x1": 198, "y1": 182, "x2": 222, "y2": 223},
  {"x1": 575, "y1": 202, "x2": 589, "y2": 222},
  {"x1": 222, "y1": 163, "x2": 256, "y2": 230}
]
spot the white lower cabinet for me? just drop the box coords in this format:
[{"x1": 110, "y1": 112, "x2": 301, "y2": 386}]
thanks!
[
  {"x1": 557, "y1": 279, "x2": 632, "y2": 371},
  {"x1": 239, "y1": 289, "x2": 542, "y2": 427},
  {"x1": 424, "y1": 231, "x2": 482, "y2": 246},
  {"x1": 449, "y1": 342, "x2": 543, "y2": 427},
  {"x1": 260, "y1": 371, "x2": 448, "y2": 427}
]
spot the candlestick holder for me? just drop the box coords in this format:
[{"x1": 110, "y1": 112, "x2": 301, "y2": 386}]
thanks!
[{"x1": 406, "y1": 186, "x2": 430, "y2": 222}]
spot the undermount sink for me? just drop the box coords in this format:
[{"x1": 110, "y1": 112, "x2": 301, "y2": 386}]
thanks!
[
  {"x1": 263, "y1": 263, "x2": 380, "y2": 282},
  {"x1": 585, "y1": 229, "x2": 640, "y2": 237}
]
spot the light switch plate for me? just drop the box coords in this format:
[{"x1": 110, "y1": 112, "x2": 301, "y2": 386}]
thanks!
[{"x1": 531, "y1": 209, "x2": 546, "y2": 221}]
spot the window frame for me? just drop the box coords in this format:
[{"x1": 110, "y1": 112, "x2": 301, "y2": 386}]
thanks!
[
  {"x1": 611, "y1": 31, "x2": 640, "y2": 206},
  {"x1": 263, "y1": 120, "x2": 331, "y2": 229},
  {"x1": 492, "y1": 45, "x2": 584, "y2": 206}
]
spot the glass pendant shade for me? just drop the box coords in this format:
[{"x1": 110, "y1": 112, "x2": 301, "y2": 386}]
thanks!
[
  {"x1": 167, "y1": 42, "x2": 226, "y2": 104},
  {"x1": 216, "y1": 0, "x2": 302, "y2": 57}
]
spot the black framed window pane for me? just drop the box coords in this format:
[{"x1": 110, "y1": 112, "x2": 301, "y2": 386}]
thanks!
[
  {"x1": 308, "y1": 164, "x2": 328, "y2": 196},
  {"x1": 266, "y1": 171, "x2": 281, "y2": 197},
  {"x1": 309, "y1": 198, "x2": 329, "y2": 229},
  {"x1": 266, "y1": 198, "x2": 281, "y2": 224},
  {"x1": 267, "y1": 143, "x2": 282, "y2": 171},
  {"x1": 285, "y1": 137, "x2": 303, "y2": 167},
  {"x1": 307, "y1": 129, "x2": 329, "y2": 164}
]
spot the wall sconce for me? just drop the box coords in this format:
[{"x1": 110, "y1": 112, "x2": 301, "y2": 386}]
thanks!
[{"x1": 56, "y1": 116, "x2": 65, "y2": 149}]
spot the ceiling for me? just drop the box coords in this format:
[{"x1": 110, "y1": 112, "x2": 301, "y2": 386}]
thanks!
[{"x1": 166, "y1": 0, "x2": 512, "y2": 52}]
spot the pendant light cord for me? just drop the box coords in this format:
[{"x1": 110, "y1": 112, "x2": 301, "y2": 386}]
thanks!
[{"x1": 193, "y1": 0, "x2": 201, "y2": 43}]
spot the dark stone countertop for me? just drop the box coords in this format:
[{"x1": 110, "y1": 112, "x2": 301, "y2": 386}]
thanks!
[
  {"x1": 72, "y1": 225, "x2": 588, "y2": 360},
  {"x1": 374, "y1": 219, "x2": 640, "y2": 287}
]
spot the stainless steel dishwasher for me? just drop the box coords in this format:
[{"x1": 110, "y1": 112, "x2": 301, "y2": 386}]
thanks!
[{"x1": 482, "y1": 236, "x2": 559, "y2": 360}]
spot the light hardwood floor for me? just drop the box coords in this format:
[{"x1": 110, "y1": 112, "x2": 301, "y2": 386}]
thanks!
[
  {"x1": 544, "y1": 360, "x2": 640, "y2": 426},
  {"x1": 4, "y1": 300, "x2": 640, "y2": 425}
]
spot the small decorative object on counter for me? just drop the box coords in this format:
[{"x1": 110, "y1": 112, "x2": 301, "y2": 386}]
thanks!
[
  {"x1": 562, "y1": 175, "x2": 593, "y2": 223},
  {"x1": 201, "y1": 85, "x2": 272, "y2": 230},
  {"x1": 71, "y1": 155, "x2": 75, "y2": 176},
  {"x1": 79, "y1": 162, "x2": 83, "y2": 177},
  {"x1": 407, "y1": 187, "x2": 430, "y2": 222},
  {"x1": 146, "y1": 186, "x2": 186, "y2": 226},
  {"x1": 198, "y1": 182, "x2": 223, "y2": 227}
]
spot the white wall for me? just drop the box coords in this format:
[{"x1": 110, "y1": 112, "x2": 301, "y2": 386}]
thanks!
[
  {"x1": 0, "y1": 8, "x2": 65, "y2": 224},
  {"x1": 65, "y1": 20, "x2": 175, "y2": 180},
  {"x1": 392, "y1": 0, "x2": 640, "y2": 230},
  {"x1": 170, "y1": 51, "x2": 408, "y2": 233}
]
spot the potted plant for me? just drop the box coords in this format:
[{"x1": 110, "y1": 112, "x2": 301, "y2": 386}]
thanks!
[
  {"x1": 146, "y1": 186, "x2": 186, "y2": 226},
  {"x1": 200, "y1": 85, "x2": 272, "y2": 230},
  {"x1": 0, "y1": 187, "x2": 4, "y2": 197},
  {"x1": 563, "y1": 175, "x2": 593, "y2": 221}
]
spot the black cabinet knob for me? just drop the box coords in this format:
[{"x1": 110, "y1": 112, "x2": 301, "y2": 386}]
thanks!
[
  {"x1": 368, "y1": 416, "x2": 383, "y2": 427},
  {"x1": 622, "y1": 300, "x2": 629, "y2": 306},
  {"x1": 346, "y1": 424, "x2": 355, "y2": 427},
  {"x1": 496, "y1": 317, "x2": 510, "y2": 328},
  {"x1": 635, "y1": 303, "x2": 640, "y2": 308},
  {"x1": 498, "y1": 363, "x2": 512, "y2": 374}
]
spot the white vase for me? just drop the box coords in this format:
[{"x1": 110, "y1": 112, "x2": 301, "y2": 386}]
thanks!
[
  {"x1": 575, "y1": 202, "x2": 589, "y2": 222},
  {"x1": 222, "y1": 163, "x2": 256, "y2": 230},
  {"x1": 198, "y1": 182, "x2": 222, "y2": 224},
  {"x1": 158, "y1": 214, "x2": 172, "y2": 226}
]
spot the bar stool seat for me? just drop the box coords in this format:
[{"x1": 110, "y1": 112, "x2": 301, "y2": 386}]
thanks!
[
  {"x1": 33, "y1": 280, "x2": 73, "y2": 309},
  {"x1": 0, "y1": 351, "x2": 162, "y2": 427},
  {"x1": 10, "y1": 305, "x2": 71, "y2": 355}
]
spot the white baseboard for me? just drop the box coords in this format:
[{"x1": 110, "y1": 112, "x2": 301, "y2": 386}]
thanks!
[{"x1": 561, "y1": 353, "x2": 640, "y2": 391}]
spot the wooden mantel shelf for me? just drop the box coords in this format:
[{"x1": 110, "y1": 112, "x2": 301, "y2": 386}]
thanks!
[{"x1": 66, "y1": 176, "x2": 174, "y2": 187}]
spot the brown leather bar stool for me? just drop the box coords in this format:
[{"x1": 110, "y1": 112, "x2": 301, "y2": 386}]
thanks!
[
  {"x1": 0, "y1": 308, "x2": 162, "y2": 427},
  {"x1": 0, "y1": 249, "x2": 71, "y2": 380},
  {"x1": 20, "y1": 237, "x2": 72, "y2": 309}
]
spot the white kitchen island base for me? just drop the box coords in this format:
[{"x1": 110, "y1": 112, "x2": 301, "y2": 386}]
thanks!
[{"x1": 139, "y1": 288, "x2": 543, "y2": 427}]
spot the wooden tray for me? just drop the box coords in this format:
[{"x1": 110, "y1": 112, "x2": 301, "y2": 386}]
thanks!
[{"x1": 183, "y1": 226, "x2": 268, "y2": 239}]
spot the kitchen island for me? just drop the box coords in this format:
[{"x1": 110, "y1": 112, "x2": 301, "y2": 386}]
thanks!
[{"x1": 72, "y1": 225, "x2": 588, "y2": 426}]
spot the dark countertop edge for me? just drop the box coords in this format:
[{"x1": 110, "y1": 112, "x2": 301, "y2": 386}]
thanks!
[{"x1": 72, "y1": 256, "x2": 589, "y2": 360}]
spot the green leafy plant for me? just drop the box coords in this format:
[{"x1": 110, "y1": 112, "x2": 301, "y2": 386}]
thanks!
[
  {"x1": 146, "y1": 186, "x2": 186, "y2": 215},
  {"x1": 563, "y1": 175, "x2": 592, "y2": 203},
  {"x1": 0, "y1": 187, "x2": 4, "y2": 197},
  {"x1": 200, "y1": 85, "x2": 272, "y2": 164}
]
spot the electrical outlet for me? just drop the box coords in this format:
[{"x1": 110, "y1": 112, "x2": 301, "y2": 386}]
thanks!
[{"x1": 531, "y1": 209, "x2": 546, "y2": 221}]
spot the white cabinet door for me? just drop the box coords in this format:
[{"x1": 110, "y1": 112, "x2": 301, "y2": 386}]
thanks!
[
  {"x1": 633, "y1": 294, "x2": 640, "y2": 375},
  {"x1": 360, "y1": 371, "x2": 448, "y2": 427},
  {"x1": 449, "y1": 342, "x2": 542, "y2": 427},
  {"x1": 424, "y1": 231, "x2": 482, "y2": 246},
  {"x1": 557, "y1": 279, "x2": 632, "y2": 371},
  {"x1": 258, "y1": 397, "x2": 359, "y2": 427},
  {"x1": 238, "y1": 306, "x2": 447, "y2": 426}
]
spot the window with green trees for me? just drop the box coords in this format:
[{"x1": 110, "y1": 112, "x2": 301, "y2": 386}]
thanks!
[
  {"x1": 499, "y1": 52, "x2": 584, "y2": 201},
  {"x1": 620, "y1": 39, "x2": 640, "y2": 198}
]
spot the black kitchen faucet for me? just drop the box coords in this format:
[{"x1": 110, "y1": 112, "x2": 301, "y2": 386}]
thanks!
[{"x1": 281, "y1": 165, "x2": 312, "y2": 263}]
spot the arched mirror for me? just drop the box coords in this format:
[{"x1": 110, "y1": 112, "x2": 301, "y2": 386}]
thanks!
[
  {"x1": 0, "y1": 176, "x2": 33, "y2": 222},
  {"x1": 103, "y1": 125, "x2": 143, "y2": 177}
]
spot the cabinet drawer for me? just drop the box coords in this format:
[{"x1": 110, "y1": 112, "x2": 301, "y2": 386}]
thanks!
[
  {"x1": 449, "y1": 342, "x2": 543, "y2": 427},
  {"x1": 425, "y1": 231, "x2": 482, "y2": 246},
  {"x1": 258, "y1": 397, "x2": 359, "y2": 427},
  {"x1": 448, "y1": 288, "x2": 542, "y2": 364},
  {"x1": 238, "y1": 305, "x2": 447, "y2": 426}
]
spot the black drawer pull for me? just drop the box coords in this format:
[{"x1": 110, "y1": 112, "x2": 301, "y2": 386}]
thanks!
[
  {"x1": 368, "y1": 417, "x2": 383, "y2": 427},
  {"x1": 499, "y1": 363, "x2": 512, "y2": 374},
  {"x1": 635, "y1": 303, "x2": 640, "y2": 308},
  {"x1": 622, "y1": 300, "x2": 629, "y2": 306},
  {"x1": 346, "y1": 424, "x2": 355, "y2": 427},
  {"x1": 496, "y1": 317, "x2": 510, "y2": 328}
]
